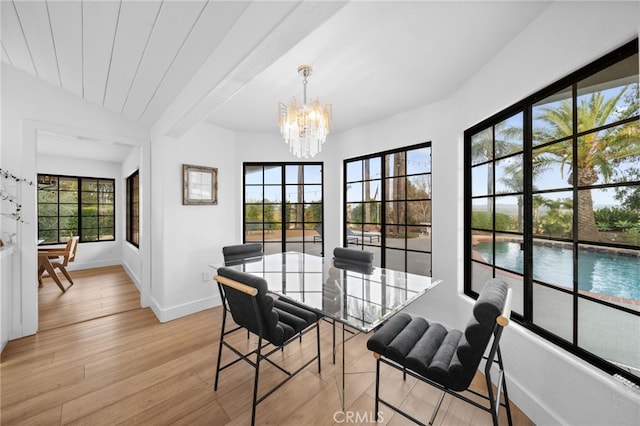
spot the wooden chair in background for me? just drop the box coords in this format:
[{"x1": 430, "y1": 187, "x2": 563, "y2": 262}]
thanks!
[{"x1": 38, "y1": 236, "x2": 79, "y2": 292}]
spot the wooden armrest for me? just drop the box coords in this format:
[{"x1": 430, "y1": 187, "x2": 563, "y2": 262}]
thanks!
[
  {"x1": 214, "y1": 275, "x2": 258, "y2": 296},
  {"x1": 496, "y1": 288, "x2": 512, "y2": 327},
  {"x1": 38, "y1": 249, "x2": 67, "y2": 257}
]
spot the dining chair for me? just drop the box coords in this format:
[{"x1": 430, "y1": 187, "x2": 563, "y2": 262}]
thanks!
[
  {"x1": 332, "y1": 246, "x2": 374, "y2": 273},
  {"x1": 213, "y1": 267, "x2": 321, "y2": 425},
  {"x1": 222, "y1": 243, "x2": 317, "y2": 342},
  {"x1": 325, "y1": 247, "x2": 374, "y2": 363},
  {"x1": 222, "y1": 243, "x2": 263, "y2": 265},
  {"x1": 37, "y1": 236, "x2": 79, "y2": 292},
  {"x1": 367, "y1": 278, "x2": 513, "y2": 426}
]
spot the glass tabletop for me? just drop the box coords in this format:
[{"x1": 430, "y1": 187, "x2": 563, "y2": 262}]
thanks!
[{"x1": 212, "y1": 251, "x2": 442, "y2": 332}]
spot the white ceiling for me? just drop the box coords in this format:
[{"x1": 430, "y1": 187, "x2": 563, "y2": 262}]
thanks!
[
  {"x1": 37, "y1": 131, "x2": 134, "y2": 162},
  {"x1": 2, "y1": 0, "x2": 553, "y2": 158}
]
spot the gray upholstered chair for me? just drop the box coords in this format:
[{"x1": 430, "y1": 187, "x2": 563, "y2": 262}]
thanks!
[
  {"x1": 214, "y1": 267, "x2": 321, "y2": 426},
  {"x1": 367, "y1": 278, "x2": 513, "y2": 426},
  {"x1": 332, "y1": 246, "x2": 374, "y2": 274},
  {"x1": 222, "y1": 243, "x2": 263, "y2": 265},
  {"x1": 324, "y1": 247, "x2": 374, "y2": 362}
]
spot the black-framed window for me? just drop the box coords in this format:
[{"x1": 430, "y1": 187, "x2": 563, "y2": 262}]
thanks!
[
  {"x1": 37, "y1": 174, "x2": 115, "y2": 244},
  {"x1": 464, "y1": 39, "x2": 640, "y2": 385},
  {"x1": 243, "y1": 163, "x2": 323, "y2": 256},
  {"x1": 126, "y1": 170, "x2": 139, "y2": 247},
  {"x1": 344, "y1": 142, "x2": 432, "y2": 276}
]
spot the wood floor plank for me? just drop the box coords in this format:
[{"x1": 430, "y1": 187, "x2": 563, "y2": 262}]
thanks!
[
  {"x1": 37, "y1": 265, "x2": 141, "y2": 331},
  {"x1": 60, "y1": 345, "x2": 216, "y2": 423},
  {"x1": 65, "y1": 369, "x2": 204, "y2": 425},
  {"x1": 1, "y1": 362, "x2": 86, "y2": 407},
  {"x1": 9, "y1": 404, "x2": 63, "y2": 426},
  {"x1": 1, "y1": 266, "x2": 534, "y2": 425},
  {"x1": 118, "y1": 381, "x2": 229, "y2": 426}
]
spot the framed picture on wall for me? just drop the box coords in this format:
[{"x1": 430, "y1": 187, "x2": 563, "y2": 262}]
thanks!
[{"x1": 182, "y1": 164, "x2": 218, "y2": 205}]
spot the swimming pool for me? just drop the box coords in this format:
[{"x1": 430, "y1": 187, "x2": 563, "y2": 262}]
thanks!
[{"x1": 474, "y1": 241, "x2": 640, "y2": 301}]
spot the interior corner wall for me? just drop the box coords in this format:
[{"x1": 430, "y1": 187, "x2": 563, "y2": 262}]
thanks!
[
  {"x1": 327, "y1": 99, "x2": 463, "y2": 329},
  {"x1": 0, "y1": 64, "x2": 149, "y2": 340},
  {"x1": 148, "y1": 121, "x2": 236, "y2": 322},
  {"x1": 121, "y1": 147, "x2": 143, "y2": 290}
]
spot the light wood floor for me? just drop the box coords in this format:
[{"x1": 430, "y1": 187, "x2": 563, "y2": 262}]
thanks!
[
  {"x1": 1, "y1": 266, "x2": 534, "y2": 425},
  {"x1": 38, "y1": 265, "x2": 141, "y2": 331}
]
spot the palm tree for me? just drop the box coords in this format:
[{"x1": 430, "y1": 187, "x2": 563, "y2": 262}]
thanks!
[
  {"x1": 538, "y1": 197, "x2": 573, "y2": 237},
  {"x1": 498, "y1": 156, "x2": 551, "y2": 233},
  {"x1": 533, "y1": 85, "x2": 640, "y2": 241},
  {"x1": 471, "y1": 120, "x2": 522, "y2": 214},
  {"x1": 497, "y1": 161, "x2": 523, "y2": 232}
]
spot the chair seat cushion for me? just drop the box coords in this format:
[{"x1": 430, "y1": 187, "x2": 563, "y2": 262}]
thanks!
[
  {"x1": 218, "y1": 267, "x2": 321, "y2": 347},
  {"x1": 273, "y1": 299, "x2": 319, "y2": 344},
  {"x1": 367, "y1": 279, "x2": 509, "y2": 392},
  {"x1": 367, "y1": 313, "x2": 478, "y2": 391},
  {"x1": 269, "y1": 298, "x2": 320, "y2": 345}
]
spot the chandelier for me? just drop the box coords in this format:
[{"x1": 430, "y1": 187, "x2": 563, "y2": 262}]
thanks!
[{"x1": 278, "y1": 65, "x2": 332, "y2": 158}]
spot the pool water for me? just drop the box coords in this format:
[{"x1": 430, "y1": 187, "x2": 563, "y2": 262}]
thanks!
[{"x1": 474, "y1": 241, "x2": 640, "y2": 301}]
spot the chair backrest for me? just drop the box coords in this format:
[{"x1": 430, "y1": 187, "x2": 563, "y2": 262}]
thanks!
[
  {"x1": 332, "y1": 247, "x2": 374, "y2": 273},
  {"x1": 66, "y1": 236, "x2": 79, "y2": 265},
  {"x1": 57, "y1": 236, "x2": 79, "y2": 267},
  {"x1": 215, "y1": 267, "x2": 287, "y2": 345},
  {"x1": 222, "y1": 243, "x2": 263, "y2": 265},
  {"x1": 451, "y1": 278, "x2": 510, "y2": 390}
]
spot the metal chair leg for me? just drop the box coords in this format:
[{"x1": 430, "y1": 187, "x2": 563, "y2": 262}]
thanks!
[
  {"x1": 316, "y1": 322, "x2": 322, "y2": 373},
  {"x1": 428, "y1": 391, "x2": 446, "y2": 425},
  {"x1": 374, "y1": 357, "x2": 381, "y2": 418},
  {"x1": 251, "y1": 335, "x2": 263, "y2": 426}
]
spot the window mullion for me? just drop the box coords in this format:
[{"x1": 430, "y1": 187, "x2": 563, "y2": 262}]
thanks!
[
  {"x1": 78, "y1": 178, "x2": 82, "y2": 242},
  {"x1": 281, "y1": 165, "x2": 286, "y2": 253},
  {"x1": 523, "y1": 105, "x2": 534, "y2": 323},
  {"x1": 571, "y1": 83, "x2": 579, "y2": 349}
]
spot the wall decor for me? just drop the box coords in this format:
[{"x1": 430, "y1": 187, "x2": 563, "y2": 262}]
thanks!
[{"x1": 182, "y1": 164, "x2": 217, "y2": 205}]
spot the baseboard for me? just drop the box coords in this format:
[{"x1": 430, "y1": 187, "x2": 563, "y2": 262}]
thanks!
[
  {"x1": 119, "y1": 262, "x2": 141, "y2": 291},
  {"x1": 504, "y1": 368, "x2": 563, "y2": 426},
  {"x1": 67, "y1": 259, "x2": 120, "y2": 271},
  {"x1": 149, "y1": 294, "x2": 222, "y2": 323}
]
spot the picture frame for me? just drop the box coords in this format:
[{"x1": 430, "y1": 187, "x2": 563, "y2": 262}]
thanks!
[{"x1": 182, "y1": 164, "x2": 218, "y2": 205}]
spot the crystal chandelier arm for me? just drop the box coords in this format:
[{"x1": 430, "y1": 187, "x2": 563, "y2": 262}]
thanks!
[{"x1": 278, "y1": 65, "x2": 331, "y2": 159}]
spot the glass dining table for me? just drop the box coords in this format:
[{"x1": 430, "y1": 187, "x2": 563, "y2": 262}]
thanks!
[{"x1": 211, "y1": 251, "x2": 443, "y2": 407}]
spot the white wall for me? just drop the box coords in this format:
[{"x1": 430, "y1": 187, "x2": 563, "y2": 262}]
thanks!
[
  {"x1": 121, "y1": 147, "x2": 143, "y2": 289},
  {"x1": 0, "y1": 64, "x2": 150, "y2": 339},
  {"x1": 148, "y1": 121, "x2": 237, "y2": 322},
  {"x1": 0, "y1": 244, "x2": 15, "y2": 351}
]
